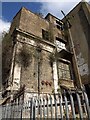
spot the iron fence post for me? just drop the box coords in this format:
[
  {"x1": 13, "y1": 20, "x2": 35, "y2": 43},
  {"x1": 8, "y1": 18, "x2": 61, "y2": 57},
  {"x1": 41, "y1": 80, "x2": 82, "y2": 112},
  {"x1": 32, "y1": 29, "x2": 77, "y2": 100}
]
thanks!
[
  {"x1": 76, "y1": 91, "x2": 83, "y2": 119},
  {"x1": 50, "y1": 94, "x2": 53, "y2": 119},
  {"x1": 59, "y1": 93, "x2": 63, "y2": 119},
  {"x1": 69, "y1": 91, "x2": 76, "y2": 119},
  {"x1": 54, "y1": 94, "x2": 58, "y2": 119},
  {"x1": 64, "y1": 90, "x2": 69, "y2": 120},
  {"x1": 43, "y1": 98, "x2": 45, "y2": 119},
  {"x1": 83, "y1": 90, "x2": 90, "y2": 119},
  {"x1": 46, "y1": 95, "x2": 49, "y2": 119}
]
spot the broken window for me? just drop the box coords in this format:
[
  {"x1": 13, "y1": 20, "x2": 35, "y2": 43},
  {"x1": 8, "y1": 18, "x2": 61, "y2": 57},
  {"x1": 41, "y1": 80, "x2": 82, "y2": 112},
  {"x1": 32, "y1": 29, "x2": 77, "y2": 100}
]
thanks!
[
  {"x1": 58, "y1": 61, "x2": 71, "y2": 80},
  {"x1": 56, "y1": 20, "x2": 63, "y2": 30},
  {"x1": 42, "y1": 29, "x2": 49, "y2": 40},
  {"x1": 56, "y1": 39, "x2": 66, "y2": 52}
]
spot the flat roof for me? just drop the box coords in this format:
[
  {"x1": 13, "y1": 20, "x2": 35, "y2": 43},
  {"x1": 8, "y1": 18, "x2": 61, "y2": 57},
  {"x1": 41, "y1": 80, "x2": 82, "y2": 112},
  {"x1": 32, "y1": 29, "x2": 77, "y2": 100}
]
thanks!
[{"x1": 45, "y1": 13, "x2": 63, "y2": 22}]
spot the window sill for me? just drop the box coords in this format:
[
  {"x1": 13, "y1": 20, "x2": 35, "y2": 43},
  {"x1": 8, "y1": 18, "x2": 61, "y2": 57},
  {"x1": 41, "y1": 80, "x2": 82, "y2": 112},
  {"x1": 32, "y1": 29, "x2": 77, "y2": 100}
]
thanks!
[{"x1": 59, "y1": 79, "x2": 74, "y2": 88}]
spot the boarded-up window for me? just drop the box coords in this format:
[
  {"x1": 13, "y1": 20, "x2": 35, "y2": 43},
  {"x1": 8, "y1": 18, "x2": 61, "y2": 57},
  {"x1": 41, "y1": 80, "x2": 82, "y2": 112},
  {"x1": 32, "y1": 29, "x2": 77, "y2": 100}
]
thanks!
[{"x1": 58, "y1": 61, "x2": 71, "y2": 80}]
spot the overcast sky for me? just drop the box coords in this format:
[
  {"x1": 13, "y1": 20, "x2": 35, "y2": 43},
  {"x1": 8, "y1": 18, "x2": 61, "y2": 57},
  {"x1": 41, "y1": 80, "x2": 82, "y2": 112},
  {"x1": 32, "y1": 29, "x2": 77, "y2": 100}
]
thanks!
[{"x1": 0, "y1": 0, "x2": 89, "y2": 34}]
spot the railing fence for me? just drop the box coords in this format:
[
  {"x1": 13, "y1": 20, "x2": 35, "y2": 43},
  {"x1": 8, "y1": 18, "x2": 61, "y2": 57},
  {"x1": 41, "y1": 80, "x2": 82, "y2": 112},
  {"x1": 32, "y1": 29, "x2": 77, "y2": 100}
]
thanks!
[{"x1": 1, "y1": 89, "x2": 90, "y2": 119}]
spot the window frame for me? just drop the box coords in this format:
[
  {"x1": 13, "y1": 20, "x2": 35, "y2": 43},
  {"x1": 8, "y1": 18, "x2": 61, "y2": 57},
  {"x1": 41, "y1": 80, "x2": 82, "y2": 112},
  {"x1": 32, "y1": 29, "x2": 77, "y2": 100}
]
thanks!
[
  {"x1": 56, "y1": 38, "x2": 66, "y2": 51},
  {"x1": 56, "y1": 20, "x2": 63, "y2": 30},
  {"x1": 57, "y1": 60, "x2": 71, "y2": 80}
]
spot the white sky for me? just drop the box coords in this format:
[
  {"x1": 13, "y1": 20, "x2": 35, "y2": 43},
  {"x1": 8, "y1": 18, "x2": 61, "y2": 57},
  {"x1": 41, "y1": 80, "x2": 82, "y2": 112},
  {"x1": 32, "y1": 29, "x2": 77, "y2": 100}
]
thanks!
[
  {"x1": 40, "y1": 0, "x2": 89, "y2": 18},
  {"x1": 40, "y1": 1, "x2": 80, "y2": 18},
  {"x1": 0, "y1": 18, "x2": 10, "y2": 34}
]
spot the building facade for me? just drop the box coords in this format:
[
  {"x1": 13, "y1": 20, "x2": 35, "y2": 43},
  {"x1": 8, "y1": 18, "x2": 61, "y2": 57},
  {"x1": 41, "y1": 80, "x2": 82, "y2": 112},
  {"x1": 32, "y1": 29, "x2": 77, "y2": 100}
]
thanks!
[
  {"x1": 63, "y1": 1, "x2": 90, "y2": 99},
  {"x1": 2, "y1": 2, "x2": 90, "y2": 104}
]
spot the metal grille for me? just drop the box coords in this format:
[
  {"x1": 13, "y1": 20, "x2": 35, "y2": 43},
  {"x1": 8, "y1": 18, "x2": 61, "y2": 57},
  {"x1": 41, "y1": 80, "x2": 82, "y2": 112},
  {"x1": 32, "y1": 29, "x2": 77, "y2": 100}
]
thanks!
[{"x1": 1, "y1": 89, "x2": 90, "y2": 119}]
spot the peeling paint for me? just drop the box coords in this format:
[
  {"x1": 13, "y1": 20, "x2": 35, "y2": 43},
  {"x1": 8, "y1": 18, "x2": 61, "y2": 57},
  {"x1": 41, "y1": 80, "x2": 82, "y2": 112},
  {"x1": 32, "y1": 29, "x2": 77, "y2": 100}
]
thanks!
[
  {"x1": 76, "y1": 53, "x2": 89, "y2": 76},
  {"x1": 13, "y1": 64, "x2": 21, "y2": 90},
  {"x1": 17, "y1": 35, "x2": 54, "y2": 53}
]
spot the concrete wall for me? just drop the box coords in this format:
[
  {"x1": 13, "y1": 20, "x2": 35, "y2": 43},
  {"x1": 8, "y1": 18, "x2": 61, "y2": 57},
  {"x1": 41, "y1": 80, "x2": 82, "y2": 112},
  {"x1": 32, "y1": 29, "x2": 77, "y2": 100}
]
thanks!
[{"x1": 63, "y1": 2, "x2": 90, "y2": 84}]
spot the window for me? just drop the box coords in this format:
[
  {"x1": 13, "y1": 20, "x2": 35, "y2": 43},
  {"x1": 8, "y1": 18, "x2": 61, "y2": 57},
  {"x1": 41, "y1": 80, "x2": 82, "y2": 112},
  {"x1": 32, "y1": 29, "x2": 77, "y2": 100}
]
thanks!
[
  {"x1": 56, "y1": 20, "x2": 63, "y2": 30},
  {"x1": 56, "y1": 40, "x2": 66, "y2": 52},
  {"x1": 58, "y1": 61, "x2": 71, "y2": 80},
  {"x1": 56, "y1": 25, "x2": 61, "y2": 29},
  {"x1": 42, "y1": 29, "x2": 49, "y2": 40}
]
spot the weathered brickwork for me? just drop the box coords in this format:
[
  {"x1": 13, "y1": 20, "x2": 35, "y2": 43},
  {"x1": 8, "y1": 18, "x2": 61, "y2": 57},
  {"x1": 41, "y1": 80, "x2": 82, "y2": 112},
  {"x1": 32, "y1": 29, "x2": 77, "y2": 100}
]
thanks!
[
  {"x1": 18, "y1": 8, "x2": 49, "y2": 40},
  {"x1": 45, "y1": 14, "x2": 64, "y2": 42}
]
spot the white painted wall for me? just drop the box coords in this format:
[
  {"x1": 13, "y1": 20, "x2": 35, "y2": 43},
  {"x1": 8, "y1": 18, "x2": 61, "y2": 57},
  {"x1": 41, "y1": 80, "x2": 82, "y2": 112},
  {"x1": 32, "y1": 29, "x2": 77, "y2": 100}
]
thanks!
[
  {"x1": 53, "y1": 61, "x2": 58, "y2": 93},
  {"x1": 13, "y1": 63, "x2": 21, "y2": 90}
]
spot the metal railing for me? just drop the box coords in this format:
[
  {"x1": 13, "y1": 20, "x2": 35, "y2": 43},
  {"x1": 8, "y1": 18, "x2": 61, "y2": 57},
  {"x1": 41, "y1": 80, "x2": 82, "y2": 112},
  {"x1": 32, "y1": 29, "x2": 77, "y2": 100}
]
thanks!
[{"x1": 1, "y1": 89, "x2": 90, "y2": 119}]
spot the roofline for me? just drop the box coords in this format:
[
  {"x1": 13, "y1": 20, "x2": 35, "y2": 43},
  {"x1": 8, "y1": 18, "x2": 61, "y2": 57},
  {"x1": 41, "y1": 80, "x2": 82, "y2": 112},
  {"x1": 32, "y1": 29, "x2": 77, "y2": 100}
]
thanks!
[
  {"x1": 13, "y1": 7, "x2": 49, "y2": 23},
  {"x1": 62, "y1": 1, "x2": 89, "y2": 20},
  {"x1": 12, "y1": 7, "x2": 23, "y2": 20},
  {"x1": 45, "y1": 13, "x2": 63, "y2": 22}
]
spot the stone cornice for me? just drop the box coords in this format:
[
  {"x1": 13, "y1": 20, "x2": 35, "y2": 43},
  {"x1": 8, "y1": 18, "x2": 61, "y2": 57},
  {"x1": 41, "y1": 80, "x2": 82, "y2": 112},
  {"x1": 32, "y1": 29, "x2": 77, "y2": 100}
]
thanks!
[{"x1": 14, "y1": 28, "x2": 56, "y2": 48}]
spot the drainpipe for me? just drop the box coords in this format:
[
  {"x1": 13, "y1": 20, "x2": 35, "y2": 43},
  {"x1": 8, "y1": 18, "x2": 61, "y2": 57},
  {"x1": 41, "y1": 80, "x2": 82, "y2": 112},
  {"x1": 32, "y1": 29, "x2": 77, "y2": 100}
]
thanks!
[{"x1": 68, "y1": 28, "x2": 83, "y2": 89}]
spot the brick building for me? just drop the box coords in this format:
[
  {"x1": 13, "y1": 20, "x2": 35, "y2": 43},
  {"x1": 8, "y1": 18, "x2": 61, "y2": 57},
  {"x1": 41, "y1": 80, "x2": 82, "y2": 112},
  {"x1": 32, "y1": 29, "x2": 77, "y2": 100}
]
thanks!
[{"x1": 2, "y1": 1, "x2": 90, "y2": 104}]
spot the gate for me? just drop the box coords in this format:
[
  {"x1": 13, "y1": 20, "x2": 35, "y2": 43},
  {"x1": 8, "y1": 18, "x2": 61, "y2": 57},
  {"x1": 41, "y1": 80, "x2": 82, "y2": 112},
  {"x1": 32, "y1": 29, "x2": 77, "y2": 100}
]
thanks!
[{"x1": 1, "y1": 89, "x2": 90, "y2": 119}]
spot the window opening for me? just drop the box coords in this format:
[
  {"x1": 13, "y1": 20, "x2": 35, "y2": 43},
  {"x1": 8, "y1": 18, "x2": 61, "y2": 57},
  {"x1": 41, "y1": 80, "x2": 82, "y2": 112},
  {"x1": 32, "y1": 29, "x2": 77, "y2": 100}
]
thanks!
[
  {"x1": 56, "y1": 20, "x2": 63, "y2": 30},
  {"x1": 58, "y1": 61, "x2": 71, "y2": 80},
  {"x1": 42, "y1": 29, "x2": 49, "y2": 40},
  {"x1": 56, "y1": 40, "x2": 66, "y2": 51}
]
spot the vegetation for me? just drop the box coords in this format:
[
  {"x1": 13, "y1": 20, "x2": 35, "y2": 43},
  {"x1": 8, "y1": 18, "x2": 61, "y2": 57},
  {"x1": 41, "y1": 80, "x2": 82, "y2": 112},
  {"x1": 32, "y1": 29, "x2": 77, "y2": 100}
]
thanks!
[
  {"x1": 17, "y1": 45, "x2": 32, "y2": 69},
  {"x1": 2, "y1": 33, "x2": 13, "y2": 85}
]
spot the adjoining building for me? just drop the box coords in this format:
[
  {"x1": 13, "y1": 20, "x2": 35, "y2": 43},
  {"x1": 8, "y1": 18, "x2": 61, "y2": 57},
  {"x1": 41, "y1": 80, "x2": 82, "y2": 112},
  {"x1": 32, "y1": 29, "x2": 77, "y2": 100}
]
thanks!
[
  {"x1": 62, "y1": 1, "x2": 90, "y2": 100},
  {"x1": 2, "y1": 1, "x2": 90, "y2": 104}
]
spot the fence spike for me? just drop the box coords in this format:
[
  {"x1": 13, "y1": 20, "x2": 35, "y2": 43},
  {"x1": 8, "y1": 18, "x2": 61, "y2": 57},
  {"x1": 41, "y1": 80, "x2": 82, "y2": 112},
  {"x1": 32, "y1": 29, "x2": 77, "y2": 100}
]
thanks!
[
  {"x1": 43, "y1": 98, "x2": 45, "y2": 119},
  {"x1": 50, "y1": 94, "x2": 53, "y2": 119},
  {"x1": 76, "y1": 91, "x2": 83, "y2": 119},
  {"x1": 68, "y1": 90, "x2": 76, "y2": 119},
  {"x1": 54, "y1": 94, "x2": 58, "y2": 119},
  {"x1": 63, "y1": 90, "x2": 69, "y2": 119},
  {"x1": 58, "y1": 93, "x2": 63, "y2": 119},
  {"x1": 2, "y1": 91, "x2": 90, "y2": 119},
  {"x1": 83, "y1": 89, "x2": 90, "y2": 119}
]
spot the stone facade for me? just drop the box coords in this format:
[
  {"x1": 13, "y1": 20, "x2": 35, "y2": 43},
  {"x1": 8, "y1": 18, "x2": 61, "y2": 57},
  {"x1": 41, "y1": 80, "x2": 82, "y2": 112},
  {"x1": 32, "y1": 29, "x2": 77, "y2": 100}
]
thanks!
[{"x1": 2, "y1": 2, "x2": 89, "y2": 103}]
